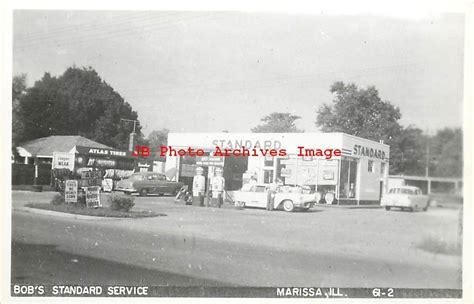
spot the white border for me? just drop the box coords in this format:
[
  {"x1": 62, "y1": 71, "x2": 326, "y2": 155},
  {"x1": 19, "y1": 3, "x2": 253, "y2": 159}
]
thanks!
[{"x1": 1, "y1": 1, "x2": 472, "y2": 303}]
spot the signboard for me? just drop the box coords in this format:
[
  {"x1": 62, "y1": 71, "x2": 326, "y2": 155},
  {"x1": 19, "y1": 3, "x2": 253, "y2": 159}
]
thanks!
[
  {"x1": 280, "y1": 168, "x2": 292, "y2": 177},
  {"x1": 81, "y1": 170, "x2": 103, "y2": 179},
  {"x1": 317, "y1": 164, "x2": 338, "y2": 185},
  {"x1": 64, "y1": 180, "x2": 78, "y2": 203},
  {"x1": 52, "y1": 152, "x2": 75, "y2": 170},
  {"x1": 79, "y1": 170, "x2": 103, "y2": 187},
  {"x1": 196, "y1": 156, "x2": 225, "y2": 167},
  {"x1": 102, "y1": 178, "x2": 113, "y2": 192},
  {"x1": 74, "y1": 146, "x2": 131, "y2": 158},
  {"x1": 85, "y1": 186, "x2": 101, "y2": 208}
]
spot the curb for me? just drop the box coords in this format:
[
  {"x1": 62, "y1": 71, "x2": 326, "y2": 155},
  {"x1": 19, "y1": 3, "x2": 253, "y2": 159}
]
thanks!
[
  {"x1": 315, "y1": 204, "x2": 382, "y2": 209},
  {"x1": 15, "y1": 207, "x2": 125, "y2": 220}
]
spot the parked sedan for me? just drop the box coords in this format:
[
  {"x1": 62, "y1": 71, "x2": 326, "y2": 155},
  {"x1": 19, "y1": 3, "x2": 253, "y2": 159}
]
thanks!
[
  {"x1": 233, "y1": 183, "x2": 316, "y2": 212},
  {"x1": 381, "y1": 186, "x2": 429, "y2": 211},
  {"x1": 115, "y1": 172, "x2": 184, "y2": 196}
]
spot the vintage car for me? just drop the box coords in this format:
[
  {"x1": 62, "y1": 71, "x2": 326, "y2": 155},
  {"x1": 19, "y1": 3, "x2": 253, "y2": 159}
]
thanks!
[
  {"x1": 381, "y1": 186, "x2": 429, "y2": 211},
  {"x1": 115, "y1": 172, "x2": 184, "y2": 196},
  {"x1": 233, "y1": 183, "x2": 316, "y2": 212}
]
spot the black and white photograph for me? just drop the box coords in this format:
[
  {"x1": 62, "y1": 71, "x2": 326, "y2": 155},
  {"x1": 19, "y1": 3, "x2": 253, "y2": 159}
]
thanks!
[{"x1": 1, "y1": 0, "x2": 472, "y2": 301}]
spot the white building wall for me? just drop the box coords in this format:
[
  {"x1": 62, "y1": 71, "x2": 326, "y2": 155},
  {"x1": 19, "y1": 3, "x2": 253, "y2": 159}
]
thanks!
[{"x1": 165, "y1": 132, "x2": 390, "y2": 202}]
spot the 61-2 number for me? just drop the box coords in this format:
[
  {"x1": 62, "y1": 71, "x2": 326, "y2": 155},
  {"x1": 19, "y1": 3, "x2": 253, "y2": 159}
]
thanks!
[{"x1": 372, "y1": 288, "x2": 394, "y2": 297}]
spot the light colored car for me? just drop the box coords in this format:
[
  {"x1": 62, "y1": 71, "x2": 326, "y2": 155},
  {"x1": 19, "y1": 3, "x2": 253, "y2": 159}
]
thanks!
[
  {"x1": 233, "y1": 183, "x2": 316, "y2": 212},
  {"x1": 381, "y1": 186, "x2": 429, "y2": 212},
  {"x1": 116, "y1": 172, "x2": 184, "y2": 196}
]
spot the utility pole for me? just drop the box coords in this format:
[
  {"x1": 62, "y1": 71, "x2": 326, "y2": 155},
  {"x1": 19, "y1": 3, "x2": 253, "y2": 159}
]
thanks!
[
  {"x1": 425, "y1": 128, "x2": 431, "y2": 195},
  {"x1": 425, "y1": 142, "x2": 430, "y2": 177},
  {"x1": 121, "y1": 118, "x2": 138, "y2": 152},
  {"x1": 425, "y1": 128, "x2": 430, "y2": 177}
]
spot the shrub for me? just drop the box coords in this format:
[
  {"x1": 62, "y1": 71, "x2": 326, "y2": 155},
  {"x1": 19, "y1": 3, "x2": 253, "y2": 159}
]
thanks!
[
  {"x1": 107, "y1": 193, "x2": 135, "y2": 212},
  {"x1": 51, "y1": 193, "x2": 65, "y2": 205}
]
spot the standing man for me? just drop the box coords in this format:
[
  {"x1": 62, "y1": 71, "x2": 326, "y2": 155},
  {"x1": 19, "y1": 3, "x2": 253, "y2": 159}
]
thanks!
[
  {"x1": 192, "y1": 167, "x2": 206, "y2": 207},
  {"x1": 267, "y1": 178, "x2": 282, "y2": 211},
  {"x1": 211, "y1": 167, "x2": 225, "y2": 208}
]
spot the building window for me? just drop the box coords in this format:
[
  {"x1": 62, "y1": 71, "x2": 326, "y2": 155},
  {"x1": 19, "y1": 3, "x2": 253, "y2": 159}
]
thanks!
[
  {"x1": 264, "y1": 155, "x2": 274, "y2": 167},
  {"x1": 339, "y1": 158, "x2": 358, "y2": 199},
  {"x1": 368, "y1": 160, "x2": 374, "y2": 173},
  {"x1": 263, "y1": 170, "x2": 274, "y2": 184},
  {"x1": 380, "y1": 162, "x2": 386, "y2": 174}
]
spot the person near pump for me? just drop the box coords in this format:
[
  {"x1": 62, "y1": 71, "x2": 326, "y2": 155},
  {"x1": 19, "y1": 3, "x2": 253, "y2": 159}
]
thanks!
[
  {"x1": 192, "y1": 167, "x2": 206, "y2": 207},
  {"x1": 248, "y1": 174, "x2": 257, "y2": 185},
  {"x1": 211, "y1": 167, "x2": 225, "y2": 208},
  {"x1": 266, "y1": 178, "x2": 283, "y2": 211}
]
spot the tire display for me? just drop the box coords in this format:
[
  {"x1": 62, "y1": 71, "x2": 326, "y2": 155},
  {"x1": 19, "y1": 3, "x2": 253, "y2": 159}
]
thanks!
[{"x1": 324, "y1": 192, "x2": 335, "y2": 205}]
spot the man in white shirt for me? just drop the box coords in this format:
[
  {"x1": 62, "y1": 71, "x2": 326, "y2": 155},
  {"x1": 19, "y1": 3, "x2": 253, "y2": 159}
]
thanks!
[{"x1": 267, "y1": 178, "x2": 283, "y2": 211}]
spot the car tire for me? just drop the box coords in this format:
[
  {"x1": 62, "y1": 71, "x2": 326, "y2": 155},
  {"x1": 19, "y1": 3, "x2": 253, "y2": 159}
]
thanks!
[
  {"x1": 139, "y1": 189, "x2": 148, "y2": 197},
  {"x1": 407, "y1": 207, "x2": 414, "y2": 212},
  {"x1": 282, "y1": 200, "x2": 295, "y2": 212},
  {"x1": 385, "y1": 206, "x2": 391, "y2": 211},
  {"x1": 423, "y1": 206, "x2": 428, "y2": 212}
]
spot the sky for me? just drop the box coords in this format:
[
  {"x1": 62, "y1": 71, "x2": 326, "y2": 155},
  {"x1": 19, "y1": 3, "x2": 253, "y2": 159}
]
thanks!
[{"x1": 12, "y1": 9, "x2": 465, "y2": 136}]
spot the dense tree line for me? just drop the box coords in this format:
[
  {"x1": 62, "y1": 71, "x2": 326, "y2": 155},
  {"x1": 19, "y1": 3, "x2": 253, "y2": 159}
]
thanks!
[
  {"x1": 13, "y1": 67, "x2": 144, "y2": 150},
  {"x1": 314, "y1": 82, "x2": 462, "y2": 177},
  {"x1": 251, "y1": 81, "x2": 462, "y2": 177}
]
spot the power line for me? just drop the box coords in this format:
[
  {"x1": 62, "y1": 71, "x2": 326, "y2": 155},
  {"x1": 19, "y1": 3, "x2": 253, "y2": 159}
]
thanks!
[
  {"x1": 117, "y1": 62, "x2": 424, "y2": 97},
  {"x1": 14, "y1": 11, "x2": 182, "y2": 43},
  {"x1": 14, "y1": 12, "x2": 219, "y2": 52}
]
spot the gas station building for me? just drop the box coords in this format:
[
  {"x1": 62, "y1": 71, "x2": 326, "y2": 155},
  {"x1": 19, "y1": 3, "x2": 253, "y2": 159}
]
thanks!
[{"x1": 165, "y1": 133, "x2": 390, "y2": 205}]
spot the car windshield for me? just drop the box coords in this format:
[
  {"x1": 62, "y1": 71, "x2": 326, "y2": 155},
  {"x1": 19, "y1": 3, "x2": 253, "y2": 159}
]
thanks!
[
  {"x1": 389, "y1": 188, "x2": 417, "y2": 195},
  {"x1": 241, "y1": 184, "x2": 253, "y2": 191},
  {"x1": 131, "y1": 174, "x2": 145, "y2": 181},
  {"x1": 401, "y1": 189, "x2": 416, "y2": 194}
]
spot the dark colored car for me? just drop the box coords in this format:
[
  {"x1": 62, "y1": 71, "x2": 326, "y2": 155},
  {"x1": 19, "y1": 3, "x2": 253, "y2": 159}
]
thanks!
[{"x1": 115, "y1": 172, "x2": 184, "y2": 196}]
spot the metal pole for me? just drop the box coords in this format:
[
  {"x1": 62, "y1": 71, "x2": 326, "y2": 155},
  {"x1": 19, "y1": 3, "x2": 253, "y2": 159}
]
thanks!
[
  {"x1": 425, "y1": 142, "x2": 430, "y2": 177},
  {"x1": 120, "y1": 118, "x2": 139, "y2": 152},
  {"x1": 425, "y1": 129, "x2": 430, "y2": 178}
]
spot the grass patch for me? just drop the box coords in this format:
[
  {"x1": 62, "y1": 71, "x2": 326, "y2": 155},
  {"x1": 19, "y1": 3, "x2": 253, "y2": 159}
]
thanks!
[
  {"x1": 417, "y1": 235, "x2": 462, "y2": 256},
  {"x1": 25, "y1": 202, "x2": 165, "y2": 218}
]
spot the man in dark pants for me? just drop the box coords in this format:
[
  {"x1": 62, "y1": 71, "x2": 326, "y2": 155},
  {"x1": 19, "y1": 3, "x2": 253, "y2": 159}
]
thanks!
[{"x1": 266, "y1": 178, "x2": 282, "y2": 211}]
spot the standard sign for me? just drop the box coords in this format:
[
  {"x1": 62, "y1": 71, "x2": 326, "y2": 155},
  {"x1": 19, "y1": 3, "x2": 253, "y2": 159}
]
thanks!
[
  {"x1": 64, "y1": 180, "x2": 78, "y2": 203},
  {"x1": 85, "y1": 186, "x2": 101, "y2": 208},
  {"x1": 52, "y1": 152, "x2": 75, "y2": 170}
]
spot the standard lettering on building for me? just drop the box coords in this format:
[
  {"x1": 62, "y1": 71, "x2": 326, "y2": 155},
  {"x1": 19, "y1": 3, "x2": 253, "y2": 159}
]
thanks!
[{"x1": 353, "y1": 145, "x2": 385, "y2": 160}]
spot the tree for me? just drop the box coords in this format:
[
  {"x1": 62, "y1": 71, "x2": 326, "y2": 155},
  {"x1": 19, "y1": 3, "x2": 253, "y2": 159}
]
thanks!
[
  {"x1": 316, "y1": 82, "x2": 402, "y2": 141},
  {"x1": 17, "y1": 67, "x2": 142, "y2": 149},
  {"x1": 389, "y1": 126, "x2": 428, "y2": 175},
  {"x1": 251, "y1": 112, "x2": 303, "y2": 133},
  {"x1": 147, "y1": 128, "x2": 169, "y2": 159},
  {"x1": 12, "y1": 74, "x2": 27, "y2": 147},
  {"x1": 429, "y1": 128, "x2": 462, "y2": 177},
  {"x1": 316, "y1": 82, "x2": 412, "y2": 174}
]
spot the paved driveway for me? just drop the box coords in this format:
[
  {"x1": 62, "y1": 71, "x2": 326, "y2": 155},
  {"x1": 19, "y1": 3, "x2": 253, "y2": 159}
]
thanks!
[{"x1": 11, "y1": 191, "x2": 462, "y2": 288}]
